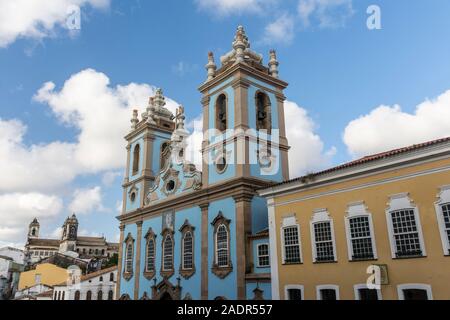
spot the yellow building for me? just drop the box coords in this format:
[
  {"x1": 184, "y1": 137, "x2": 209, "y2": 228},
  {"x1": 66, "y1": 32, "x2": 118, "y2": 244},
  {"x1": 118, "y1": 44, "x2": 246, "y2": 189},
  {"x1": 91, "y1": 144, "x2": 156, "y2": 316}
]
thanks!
[
  {"x1": 259, "y1": 137, "x2": 450, "y2": 300},
  {"x1": 19, "y1": 263, "x2": 68, "y2": 291}
]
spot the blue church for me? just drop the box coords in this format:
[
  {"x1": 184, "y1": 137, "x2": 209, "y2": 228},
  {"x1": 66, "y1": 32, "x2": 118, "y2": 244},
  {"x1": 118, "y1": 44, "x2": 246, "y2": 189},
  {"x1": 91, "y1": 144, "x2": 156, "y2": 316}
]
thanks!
[{"x1": 117, "y1": 26, "x2": 290, "y2": 300}]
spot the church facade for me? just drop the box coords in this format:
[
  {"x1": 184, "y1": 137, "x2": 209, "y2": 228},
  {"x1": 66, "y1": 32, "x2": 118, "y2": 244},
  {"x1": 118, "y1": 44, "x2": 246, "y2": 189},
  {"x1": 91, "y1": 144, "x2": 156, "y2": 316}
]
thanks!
[
  {"x1": 25, "y1": 215, "x2": 119, "y2": 265},
  {"x1": 116, "y1": 26, "x2": 290, "y2": 300}
]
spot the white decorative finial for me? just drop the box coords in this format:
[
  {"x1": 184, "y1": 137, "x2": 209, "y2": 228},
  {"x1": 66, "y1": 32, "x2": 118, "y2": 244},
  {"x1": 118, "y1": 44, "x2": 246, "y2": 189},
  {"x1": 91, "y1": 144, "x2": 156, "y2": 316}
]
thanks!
[
  {"x1": 268, "y1": 49, "x2": 279, "y2": 78},
  {"x1": 154, "y1": 88, "x2": 166, "y2": 108},
  {"x1": 131, "y1": 109, "x2": 139, "y2": 129},
  {"x1": 206, "y1": 52, "x2": 217, "y2": 81},
  {"x1": 233, "y1": 28, "x2": 246, "y2": 63},
  {"x1": 175, "y1": 106, "x2": 186, "y2": 130}
]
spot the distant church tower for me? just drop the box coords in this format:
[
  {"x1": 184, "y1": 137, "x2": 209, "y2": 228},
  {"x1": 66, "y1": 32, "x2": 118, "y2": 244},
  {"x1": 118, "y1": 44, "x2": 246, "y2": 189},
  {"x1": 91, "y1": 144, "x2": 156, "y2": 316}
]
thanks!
[
  {"x1": 60, "y1": 214, "x2": 79, "y2": 253},
  {"x1": 28, "y1": 218, "x2": 40, "y2": 239}
]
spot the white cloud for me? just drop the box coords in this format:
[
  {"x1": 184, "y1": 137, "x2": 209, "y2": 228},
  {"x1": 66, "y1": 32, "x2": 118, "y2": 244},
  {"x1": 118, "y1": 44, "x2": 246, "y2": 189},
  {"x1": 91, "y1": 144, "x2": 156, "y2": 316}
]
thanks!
[
  {"x1": 0, "y1": 192, "x2": 63, "y2": 243},
  {"x1": 102, "y1": 171, "x2": 123, "y2": 187},
  {"x1": 0, "y1": 0, "x2": 110, "y2": 48},
  {"x1": 343, "y1": 89, "x2": 450, "y2": 158},
  {"x1": 195, "y1": 0, "x2": 278, "y2": 16},
  {"x1": 68, "y1": 186, "x2": 105, "y2": 214},
  {"x1": 261, "y1": 14, "x2": 295, "y2": 45},
  {"x1": 185, "y1": 115, "x2": 204, "y2": 170},
  {"x1": 298, "y1": 0, "x2": 354, "y2": 28},
  {"x1": 285, "y1": 101, "x2": 336, "y2": 177}
]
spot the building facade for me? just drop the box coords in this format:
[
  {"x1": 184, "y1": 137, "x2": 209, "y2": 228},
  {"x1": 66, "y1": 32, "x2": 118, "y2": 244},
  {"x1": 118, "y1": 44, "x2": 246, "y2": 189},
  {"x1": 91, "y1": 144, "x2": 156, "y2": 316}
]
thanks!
[
  {"x1": 24, "y1": 215, "x2": 118, "y2": 265},
  {"x1": 260, "y1": 138, "x2": 450, "y2": 300},
  {"x1": 53, "y1": 266, "x2": 117, "y2": 300},
  {"x1": 117, "y1": 26, "x2": 290, "y2": 300}
]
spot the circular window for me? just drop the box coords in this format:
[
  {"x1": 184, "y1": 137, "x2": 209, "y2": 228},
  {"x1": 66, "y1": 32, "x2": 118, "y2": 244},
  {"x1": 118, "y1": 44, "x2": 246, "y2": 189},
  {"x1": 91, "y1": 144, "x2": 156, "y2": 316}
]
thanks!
[
  {"x1": 166, "y1": 180, "x2": 176, "y2": 193},
  {"x1": 215, "y1": 157, "x2": 227, "y2": 173},
  {"x1": 130, "y1": 192, "x2": 136, "y2": 202}
]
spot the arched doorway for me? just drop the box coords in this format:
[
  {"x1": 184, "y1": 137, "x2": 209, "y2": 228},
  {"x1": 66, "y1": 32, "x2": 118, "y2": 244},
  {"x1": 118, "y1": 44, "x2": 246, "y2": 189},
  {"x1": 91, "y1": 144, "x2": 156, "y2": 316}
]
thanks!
[{"x1": 160, "y1": 292, "x2": 173, "y2": 300}]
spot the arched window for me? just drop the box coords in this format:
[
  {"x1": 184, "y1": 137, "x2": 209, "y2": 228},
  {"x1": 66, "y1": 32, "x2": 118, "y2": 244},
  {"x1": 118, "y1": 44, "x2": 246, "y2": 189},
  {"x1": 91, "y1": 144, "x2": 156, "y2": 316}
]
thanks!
[
  {"x1": 108, "y1": 290, "x2": 114, "y2": 300},
  {"x1": 180, "y1": 219, "x2": 196, "y2": 279},
  {"x1": 255, "y1": 91, "x2": 272, "y2": 134},
  {"x1": 182, "y1": 232, "x2": 193, "y2": 270},
  {"x1": 86, "y1": 291, "x2": 92, "y2": 300},
  {"x1": 211, "y1": 212, "x2": 232, "y2": 278},
  {"x1": 31, "y1": 228, "x2": 36, "y2": 236},
  {"x1": 147, "y1": 238, "x2": 155, "y2": 271},
  {"x1": 125, "y1": 243, "x2": 133, "y2": 273},
  {"x1": 74, "y1": 290, "x2": 80, "y2": 300},
  {"x1": 123, "y1": 233, "x2": 135, "y2": 281},
  {"x1": 160, "y1": 141, "x2": 171, "y2": 171},
  {"x1": 132, "y1": 144, "x2": 140, "y2": 175},
  {"x1": 110, "y1": 272, "x2": 114, "y2": 282},
  {"x1": 162, "y1": 234, "x2": 174, "y2": 272},
  {"x1": 215, "y1": 94, "x2": 227, "y2": 132},
  {"x1": 216, "y1": 225, "x2": 229, "y2": 267},
  {"x1": 97, "y1": 290, "x2": 103, "y2": 300},
  {"x1": 99, "y1": 276, "x2": 103, "y2": 282}
]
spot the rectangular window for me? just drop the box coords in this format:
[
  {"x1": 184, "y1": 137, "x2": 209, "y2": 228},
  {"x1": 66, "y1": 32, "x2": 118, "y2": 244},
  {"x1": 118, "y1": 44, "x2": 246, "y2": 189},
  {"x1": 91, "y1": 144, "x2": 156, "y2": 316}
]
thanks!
[
  {"x1": 358, "y1": 289, "x2": 379, "y2": 301},
  {"x1": 391, "y1": 209, "x2": 422, "y2": 258},
  {"x1": 442, "y1": 204, "x2": 450, "y2": 251},
  {"x1": 402, "y1": 289, "x2": 429, "y2": 301},
  {"x1": 319, "y1": 289, "x2": 337, "y2": 301},
  {"x1": 349, "y1": 216, "x2": 374, "y2": 260},
  {"x1": 283, "y1": 226, "x2": 301, "y2": 264},
  {"x1": 313, "y1": 222, "x2": 335, "y2": 262},
  {"x1": 287, "y1": 289, "x2": 302, "y2": 301},
  {"x1": 257, "y1": 244, "x2": 270, "y2": 267}
]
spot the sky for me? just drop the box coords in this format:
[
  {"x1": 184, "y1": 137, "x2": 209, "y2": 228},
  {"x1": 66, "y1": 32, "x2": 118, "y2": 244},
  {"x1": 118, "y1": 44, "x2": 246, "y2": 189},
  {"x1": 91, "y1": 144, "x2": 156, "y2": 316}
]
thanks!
[{"x1": 2, "y1": 0, "x2": 450, "y2": 248}]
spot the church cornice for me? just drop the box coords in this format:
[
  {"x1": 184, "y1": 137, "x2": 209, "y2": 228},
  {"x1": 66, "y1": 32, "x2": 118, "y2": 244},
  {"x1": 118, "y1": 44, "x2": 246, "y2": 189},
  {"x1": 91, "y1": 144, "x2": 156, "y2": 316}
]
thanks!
[{"x1": 117, "y1": 177, "x2": 276, "y2": 224}]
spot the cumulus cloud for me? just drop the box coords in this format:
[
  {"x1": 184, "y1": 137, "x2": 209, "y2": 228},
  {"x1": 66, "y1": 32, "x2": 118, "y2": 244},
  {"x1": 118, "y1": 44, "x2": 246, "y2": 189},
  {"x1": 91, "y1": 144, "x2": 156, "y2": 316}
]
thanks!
[
  {"x1": 68, "y1": 186, "x2": 105, "y2": 214},
  {"x1": 343, "y1": 89, "x2": 450, "y2": 158},
  {"x1": 261, "y1": 14, "x2": 295, "y2": 45},
  {"x1": 0, "y1": 193, "x2": 63, "y2": 243},
  {"x1": 195, "y1": 0, "x2": 278, "y2": 16},
  {"x1": 298, "y1": 0, "x2": 354, "y2": 28},
  {"x1": 0, "y1": 0, "x2": 110, "y2": 48},
  {"x1": 285, "y1": 101, "x2": 336, "y2": 177}
]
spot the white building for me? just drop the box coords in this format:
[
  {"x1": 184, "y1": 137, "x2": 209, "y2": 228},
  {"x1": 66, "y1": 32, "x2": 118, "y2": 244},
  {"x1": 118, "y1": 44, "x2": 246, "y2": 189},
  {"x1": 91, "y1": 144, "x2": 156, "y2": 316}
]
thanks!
[
  {"x1": 14, "y1": 284, "x2": 53, "y2": 300},
  {"x1": 53, "y1": 266, "x2": 117, "y2": 300},
  {"x1": 0, "y1": 248, "x2": 25, "y2": 300}
]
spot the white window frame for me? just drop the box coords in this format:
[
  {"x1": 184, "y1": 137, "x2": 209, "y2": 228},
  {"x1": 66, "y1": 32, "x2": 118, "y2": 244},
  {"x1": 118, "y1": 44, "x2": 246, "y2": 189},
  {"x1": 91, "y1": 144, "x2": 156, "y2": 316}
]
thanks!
[
  {"x1": 281, "y1": 216, "x2": 303, "y2": 264},
  {"x1": 385, "y1": 193, "x2": 426, "y2": 259},
  {"x1": 345, "y1": 202, "x2": 378, "y2": 261},
  {"x1": 353, "y1": 284, "x2": 382, "y2": 300},
  {"x1": 310, "y1": 209, "x2": 337, "y2": 263},
  {"x1": 284, "y1": 285, "x2": 304, "y2": 301},
  {"x1": 256, "y1": 243, "x2": 270, "y2": 268},
  {"x1": 316, "y1": 285, "x2": 340, "y2": 300},
  {"x1": 434, "y1": 185, "x2": 450, "y2": 256},
  {"x1": 397, "y1": 284, "x2": 433, "y2": 300}
]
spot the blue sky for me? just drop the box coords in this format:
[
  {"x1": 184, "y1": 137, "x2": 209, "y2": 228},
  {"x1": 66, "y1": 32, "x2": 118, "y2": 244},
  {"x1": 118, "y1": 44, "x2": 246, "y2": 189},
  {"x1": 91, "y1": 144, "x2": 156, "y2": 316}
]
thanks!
[{"x1": 1, "y1": 0, "x2": 450, "y2": 247}]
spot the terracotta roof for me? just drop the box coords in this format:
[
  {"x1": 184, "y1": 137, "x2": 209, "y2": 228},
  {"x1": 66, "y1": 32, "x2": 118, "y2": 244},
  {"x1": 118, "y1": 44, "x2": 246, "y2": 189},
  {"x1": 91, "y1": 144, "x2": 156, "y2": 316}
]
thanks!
[
  {"x1": 27, "y1": 238, "x2": 60, "y2": 247},
  {"x1": 76, "y1": 236, "x2": 107, "y2": 246},
  {"x1": 271, "y1": 137, "x2": 450, "y2": 189}
]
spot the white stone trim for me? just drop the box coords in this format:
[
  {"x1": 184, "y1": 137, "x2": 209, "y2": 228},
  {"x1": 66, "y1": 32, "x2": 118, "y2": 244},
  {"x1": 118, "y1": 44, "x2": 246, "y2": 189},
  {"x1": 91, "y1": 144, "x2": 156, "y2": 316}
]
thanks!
[
  {"x1": 310, "y1": 209, "x2": 337, "y2": 263},
  {"x1": 261, "y1": 164, "x2": 450, "y2": 207},
  {"x1": 344, "y1": 202, "x2": 378, "y2": 261},
  {"x1": 434, "y1": 185, "x2": 450, "y2": 256},
  {"x1": 267, "y1": 198, "x2": 280, "y2": 300},
  {"x1": 316, "y1": 285, "x2": 340, "y2": 300},
  {"x1": 353, "y1": 284, "x2": 382, "y2": 300},
  {"x1": 397, "y1": 284, "x2": 433, "y2": 300},
  {"x1": 284, "y1": 285, "x2": 304, "y2": 300},
  {"x1": 259, "y1": 143, "x2": 450, "y2": 198},
  {"x1": 385, "y1": 193, "x2": 427, "y2": 258}
]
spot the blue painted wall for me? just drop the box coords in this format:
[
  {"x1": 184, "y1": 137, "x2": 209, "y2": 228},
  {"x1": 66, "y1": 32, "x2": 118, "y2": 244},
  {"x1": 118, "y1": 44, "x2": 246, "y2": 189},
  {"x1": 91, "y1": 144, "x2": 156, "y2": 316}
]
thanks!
[
  {"x1": 251, "y1": 196, "x2": 269, "y2": 234},
  {"x1": 151, "y1": 133, "x2": 172, "y2": 175},
  {"x1": 252, "y1": 238, "x2": 271, "y2": 274},
  {"x1": 207, "y1": 197, "x2": 237, "y2": 300},
  {"x1": 246, "y1": 282, "x2": 272, "y2": 300}
]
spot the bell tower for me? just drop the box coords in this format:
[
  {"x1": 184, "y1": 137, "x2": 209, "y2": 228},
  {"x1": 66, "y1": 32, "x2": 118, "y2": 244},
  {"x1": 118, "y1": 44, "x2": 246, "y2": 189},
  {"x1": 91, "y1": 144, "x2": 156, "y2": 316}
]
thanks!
[
  {"x1": 198, "y1": 26, "x2": 290, "y2": 188},
  {"x1": 28, "y1": 218, "x2": 40, "y2": 239},
  {"x1": 122, "y1": 89, "x2": 176, "y2": 214}
]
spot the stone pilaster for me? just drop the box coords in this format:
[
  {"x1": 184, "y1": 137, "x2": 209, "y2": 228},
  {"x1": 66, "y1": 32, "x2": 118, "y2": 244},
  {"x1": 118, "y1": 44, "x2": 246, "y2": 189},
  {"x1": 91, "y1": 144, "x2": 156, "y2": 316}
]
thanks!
[
  {"x1": 233, "y1": 194, "x2": 253, "y2": 300},
  {"x1": 200, "y1": 203, "x2": 210, "y2": 300},
  {"x1": 116, "y1": 224, "x2": 126, "y2": 299},
  {"x1": 134, "y1": 221, "x2": 143, "y2": 300},
  {"x1": 141, "y1": 133, "x2": 155, "y2": 207},
  {"x1": 201, "y1": 96, "x2": 210, "y2": 188}
]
